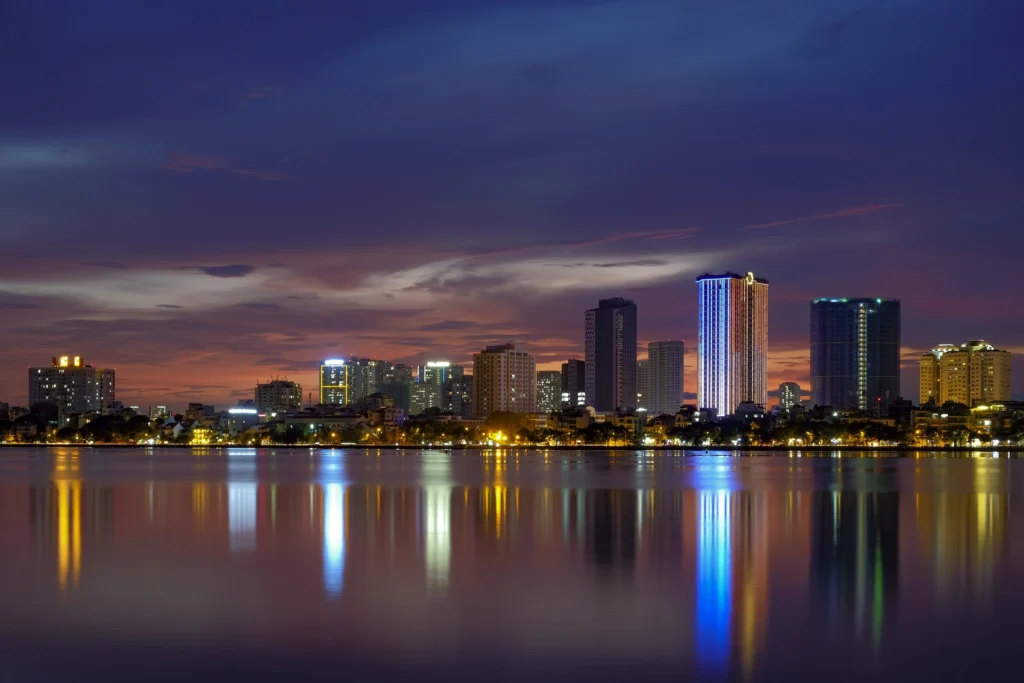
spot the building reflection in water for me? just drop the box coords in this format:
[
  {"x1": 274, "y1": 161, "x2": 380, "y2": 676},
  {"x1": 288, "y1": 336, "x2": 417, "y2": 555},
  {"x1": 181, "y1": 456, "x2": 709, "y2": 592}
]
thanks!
[
  {"x1": 7, "y1": 450, "x2": 1019, "y2": 674},
  {"x1": 696, "y1": 489, "x2": 732, "y2": 670},
  {"x1": 422, "y1": 452, "x2": 452, "y2": 593},
  {"x1": 694, "y1": 464, "x2": 736, "y2": 674},
  {"x1": 53, "y1": 449, "x2": 83, "y2": 591},
  {"x1": 811, "y1": 483, "x2": 899, "y2": 649},
  {"x1": 228, "y1": 449, "x2": 258, "y2": 552},
  {"x1": 914, "y1": 460, "x2": 1010, "y2": 603},
  {"x1": 321, "y1": 450, "x2": 346, "y2": 599}
]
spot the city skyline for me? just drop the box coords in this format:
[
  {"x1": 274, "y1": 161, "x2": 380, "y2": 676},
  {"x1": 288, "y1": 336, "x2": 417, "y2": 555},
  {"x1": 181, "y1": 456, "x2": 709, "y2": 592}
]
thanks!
[
  {"x1": 2, "y1": 2, "x2": 1023, "y2": 408},
  {"x1": 5, "y1": 292, "x2": 1023, "y2": 412}
]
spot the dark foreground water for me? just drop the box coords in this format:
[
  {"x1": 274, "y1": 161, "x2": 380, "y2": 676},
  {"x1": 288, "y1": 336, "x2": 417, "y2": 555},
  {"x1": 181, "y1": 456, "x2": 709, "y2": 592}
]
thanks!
[{"x1": 0, "y1": 447, "x2": 1022, "y2": 682}]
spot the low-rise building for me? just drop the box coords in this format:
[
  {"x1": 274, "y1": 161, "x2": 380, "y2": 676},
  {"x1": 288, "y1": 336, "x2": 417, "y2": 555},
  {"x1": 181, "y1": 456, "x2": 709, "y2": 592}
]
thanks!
[
  {"x1": 912, "y1": 403, "x2": 971, "y2": 444},
  {"x1": 546, "y1": 409, "x2": 593, "y2": 431}
]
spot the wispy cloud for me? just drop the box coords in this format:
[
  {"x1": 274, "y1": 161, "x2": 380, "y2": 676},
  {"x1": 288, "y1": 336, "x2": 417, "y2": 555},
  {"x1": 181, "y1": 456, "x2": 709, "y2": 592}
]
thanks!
[
  {"x1": 162, "y1": 153, "x2": 227, "y2": 173},
  {"x1": 162, "y1": 151, "x2": 285, "y2": 181},
  {"x1": 473, "y1": 227, "x2": 701, "y2": 257},
  {"x1": 199, "y1": 265, "x2": 254, "y2": 278},
  {"x1": 745, "y1": 203, "x2": 901, "y2": 230}
]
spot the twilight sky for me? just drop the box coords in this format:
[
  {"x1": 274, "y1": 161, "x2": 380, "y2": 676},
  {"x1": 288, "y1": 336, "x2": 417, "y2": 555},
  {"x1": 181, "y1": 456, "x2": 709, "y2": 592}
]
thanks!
[{"x1": 2, "y1": 0, "x2": 1023, "y2": 410}]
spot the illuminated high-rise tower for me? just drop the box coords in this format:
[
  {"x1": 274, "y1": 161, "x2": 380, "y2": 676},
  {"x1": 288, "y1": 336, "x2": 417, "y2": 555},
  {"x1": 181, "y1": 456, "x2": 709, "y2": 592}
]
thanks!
[
  {"x1": 319, "y1": 359, "x2": 349, "y2": 405},
  {"x1": 696, "y1": 272, "x2": 768, "y2": 415},
  {"x1": 810, "y1": 298, "x2": 901, "y2": 411}
]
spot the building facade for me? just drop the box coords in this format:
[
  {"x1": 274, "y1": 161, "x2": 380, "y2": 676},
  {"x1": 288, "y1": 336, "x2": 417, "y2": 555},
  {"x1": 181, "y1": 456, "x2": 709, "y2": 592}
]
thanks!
[
  {"x1": 346, "y1": 358, "x2": 388, "y2": 403},
  {"x1": 419, "y1": 361, "x2": 463, "y2": 386},
  {"x1": 443, "y1": 375, "x2": 474, "y2": 418},
  {"x1": 697, "y1": 273, "x2": 769, "y2": 415},
  {"x1": 810, "y1": 298, "x2": 901, "y2": 412},
  {"x1": 319, "y1": 359, "x2": 349, "y2": 405},
  {"x1": 778, "y1": 382, "x2": 802, "y2": 410},
  {"x1": 584, "y1": 298, "x2": 638, "y2": 412},
  {"x1": 636, "y1": 359, "x2": 650, "y2": 411},
  {"x1": 255, "y1": 380, "x2": 302, "y2": 414},
  {"x1": 647, "y1": 340, "x2": 684, "y2": 416},
  {"x1": 410, "y1": 382, "x2": 442, "y2": 415},
  {"x1": 537, "y1": 370, "x2": 562, "y2": 413},
  {"x1": 919, "y1": 340, "x2": 1012, "y2": 406},
  {"x1": 472, "y1": 344, "x2": 537, "y2": 418},
  {"x1": 28, "y1": 355, "x2": 115, "y2": 425},
  {"x1": 385, "y1": 363, "x2": 414, "y2": 384},
  {"x1": 561, "y1": 359, "x2": 586, "y2": 408},
  {"x1": 412, "y1": 361, "x2": 463, "y2": 415}
]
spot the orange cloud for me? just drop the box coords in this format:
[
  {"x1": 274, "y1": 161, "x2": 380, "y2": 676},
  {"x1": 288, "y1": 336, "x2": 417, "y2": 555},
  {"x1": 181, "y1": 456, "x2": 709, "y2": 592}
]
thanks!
[{"x1": 745, "y1": 203, "x2": 900, "y2": 230}]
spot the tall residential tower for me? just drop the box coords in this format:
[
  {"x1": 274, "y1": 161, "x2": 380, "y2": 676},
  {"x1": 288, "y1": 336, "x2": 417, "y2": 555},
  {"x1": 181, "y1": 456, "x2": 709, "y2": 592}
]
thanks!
[
  {"x1": 696, "y1": 273, "x2": 768, "y2": 415},
  {"x1": 472, "y1": 344, "x2": 537, "y2": 418},
  {"x1": 647, "y1": 340, "x2": 684, "y2": 416},
  {"x1": 584, "y1": 298, "x2": 638, "y2": 412}
]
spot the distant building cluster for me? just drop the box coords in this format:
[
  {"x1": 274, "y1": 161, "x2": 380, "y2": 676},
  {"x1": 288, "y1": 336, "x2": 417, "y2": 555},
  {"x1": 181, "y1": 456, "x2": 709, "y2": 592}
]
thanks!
[
  {"x1": 1, "y1": 268, "x2": 1017, "y2": 446},
  {"x1": 919, "y1": 340, "x2": 1012, "y2": 407}
]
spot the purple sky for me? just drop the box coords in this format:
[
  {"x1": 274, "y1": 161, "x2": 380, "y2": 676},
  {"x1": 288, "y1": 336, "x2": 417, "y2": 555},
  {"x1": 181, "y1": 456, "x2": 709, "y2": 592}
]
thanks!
[{"x1": 1, "y1": 0, "x2": 1022, "y2": 410}]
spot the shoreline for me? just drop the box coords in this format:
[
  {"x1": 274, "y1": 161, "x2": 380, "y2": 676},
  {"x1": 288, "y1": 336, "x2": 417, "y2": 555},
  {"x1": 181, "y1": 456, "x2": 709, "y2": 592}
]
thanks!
[{"x1": 1, "y1": 443, "x2": 1021, "y2": 454}]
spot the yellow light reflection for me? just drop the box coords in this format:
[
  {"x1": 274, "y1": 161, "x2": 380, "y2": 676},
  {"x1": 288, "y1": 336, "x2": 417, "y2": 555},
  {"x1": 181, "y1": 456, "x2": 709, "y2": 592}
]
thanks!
[
  {"x1": 193, "y1": 483, "x2": 209, "y2": 529},
  {"x1": 54, "y1": 451, "x2": 82, "y2": 591}
]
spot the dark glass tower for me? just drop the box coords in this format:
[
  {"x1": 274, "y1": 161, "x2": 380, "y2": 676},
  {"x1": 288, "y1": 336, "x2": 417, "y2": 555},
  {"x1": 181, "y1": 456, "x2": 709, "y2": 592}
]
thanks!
[
  {"x1": 561, "y1": 359, "x2": 586, "y2": 407},
  {"x1": 585, "y1": 298, "x2": 638, "y2": 412},
  {"x1": 810, "y1": 299, "x2": 901, "y2": 412}
]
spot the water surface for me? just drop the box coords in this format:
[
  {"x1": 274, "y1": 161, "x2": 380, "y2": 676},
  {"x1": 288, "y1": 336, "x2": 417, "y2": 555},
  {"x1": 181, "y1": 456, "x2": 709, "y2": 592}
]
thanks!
[{"x1": 0, "y1": 447, "x2": 1021, "y2": 682}]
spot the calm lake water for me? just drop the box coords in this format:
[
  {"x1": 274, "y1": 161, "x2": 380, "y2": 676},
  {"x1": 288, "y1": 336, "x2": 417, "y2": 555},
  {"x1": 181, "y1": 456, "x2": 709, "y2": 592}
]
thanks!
[{"x1": 0, "y1": 447, "x2": 1021, "y2": 682}]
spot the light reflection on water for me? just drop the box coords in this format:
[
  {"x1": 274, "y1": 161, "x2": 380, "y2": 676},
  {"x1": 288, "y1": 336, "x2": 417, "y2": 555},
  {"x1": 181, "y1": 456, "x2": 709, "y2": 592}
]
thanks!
[{"x1": 0, "y1": 447, "x2": 1020, "y2": 682}]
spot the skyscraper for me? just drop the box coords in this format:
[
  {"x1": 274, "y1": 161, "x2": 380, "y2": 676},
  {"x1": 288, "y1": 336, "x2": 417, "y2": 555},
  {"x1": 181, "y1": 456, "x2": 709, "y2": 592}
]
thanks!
[
  {"x1": 319, "y1": 359, "x2": 349, "y2": 405},
  {"x1": 647, "y1": 340, "x2": 684, "y2": 415},
  {"x1": 697, "y1": 272, "x2": 769, "y2": 415},
  {"x1": 810, "y1": 298, "x2": 901, "y2": 411},
  {"x1": 561, "y1": 359, "x2": 586, "y2": 408},
  {"x1": 919, "y1": 340, "x2": 1012, "y2": 406},
  {"x1": 585, "y1": 298, "x2": 638, "y2": 412},
  {"x1": 778, "y1": 382, "x2": 802, "y2": 410},
  {"x1": 28, "y1": 355, "x2": 115, "y2": 425},
  {"x1": 636, "y1": 359, "x2": 650, "y2": 411},
  {"x1": 346, "y1": 358, "x2": 388, "y2": 402},
  {"x1": 537, "y1": 370, "x2": 562, "y2": 413},
  {"x1": 472, "y1": 344, "x2": 537, "y2": 418}
]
